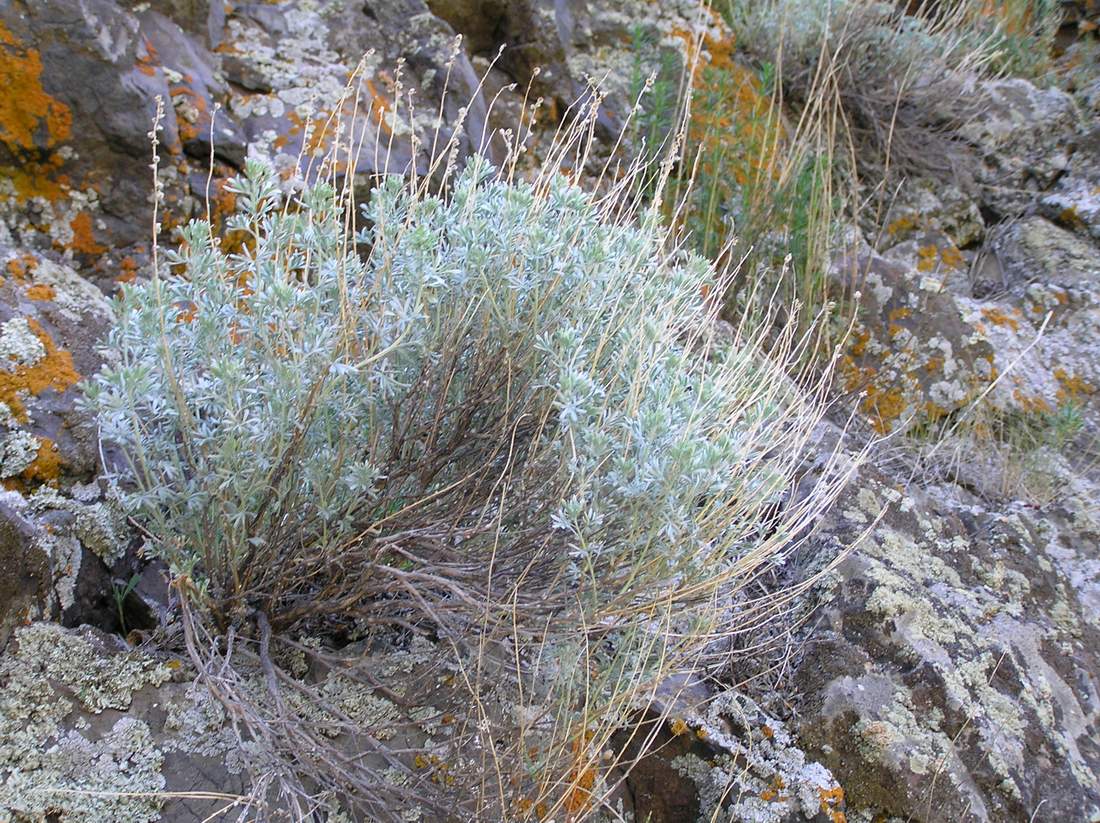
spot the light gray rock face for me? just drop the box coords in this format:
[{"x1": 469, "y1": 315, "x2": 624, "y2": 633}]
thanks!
[
  {"x1": 0, "y1": 622, "x2": 249, "y2": 823},
  {"x1": 785, "y1": 460, "x2": 1100, "y2": 823},
  {"x1": 956, "y1": 79, "x2": 1079, "y2": 218},
  {"x1": 799, "y1": 64, "x2": 1100, "y2": 823},
  {"x1": 0, "y1": 618, "x2": 850, "y2": 823}
]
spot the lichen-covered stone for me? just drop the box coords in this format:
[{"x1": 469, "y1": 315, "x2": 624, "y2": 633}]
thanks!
[
  {"x1": 0, "y1": 623, "x2": 170, "y2": 821},
  {"x1": 954, "y1": 78, "x2": 1079, "y2": 217},
  {"x1": 787, "y1": 464, "x2": 1100, "y2": 822}
]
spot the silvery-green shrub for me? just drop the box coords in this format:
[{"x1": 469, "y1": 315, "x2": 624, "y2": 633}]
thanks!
[
  {"x1": 86, "y1": 156, "x2": 829, "y2": 626},
  {"x1": 83, "y1": 153, "x2": 846, "y2": 815}
]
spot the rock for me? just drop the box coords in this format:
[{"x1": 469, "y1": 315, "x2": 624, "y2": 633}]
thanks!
[
  {"x1": 0, "y1": 481, "x2": 136, "y2": 649},
  {"x1": 1039, "y1": 124, "x2": 1100, "y2": 242},
  {"x1": 987, "y1": 215, "x2": 1100, "y2": 296},
  {"x1": 220, "y1": 1, "x2": 494, "y2": 187},
  {"x1": 881, "y1": 230, "x2": 972, "y2": 296},
  {"x1": 831, "y1": 248, "x2": 995, "y2": 434},
  {"x1": 0, "y1": 244, "x2": 113, "y2": 484},
  {"x1": 960, "y1": 216, "x2": 1100, "y2": 428},
  {"x1": 834, "y1": 211, "x2": 1100, "y2": 436},
  {"x1": 616, "y1": 683, "x2": 847, "y2": 823},
  {"x1": 955, "y1": 79, "x2": 1078, "y2": 217},
  {"x1": 142, "y1": 0, "x2": 226, "y2": 48},
  {"x1": 0, "y1": 622, "x2": 249, "y2": 822},
  {"x1": 788, "y1": 463, "x2": 1100, "y2": 822},
  {"x1": 136, "y1": 7, "x2": 247, "y2": 167},
  {"x1": 877, "y1": 179, "x2": 985, "y2": 250},
  {"x1": 0, "y1": 0, "x2": 176, "y2": 258},
  {"x1": 0, "y1": 495, "x2": 52, "y2": 648}
]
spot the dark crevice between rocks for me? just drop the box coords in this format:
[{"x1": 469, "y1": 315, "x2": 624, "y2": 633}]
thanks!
[{"x1": 61, "y1": 550, "x2": 159, "y2": 639}]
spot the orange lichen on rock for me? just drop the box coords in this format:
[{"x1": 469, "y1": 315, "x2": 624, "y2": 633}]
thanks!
[
  {"x1": 0, "y1": 318, "x2": 80, "y2": 420},
  {"x1": 1012, "y1": 388, "x2": 1052, "y2": 415},
  {"x1": 24, "y1": 283, "x2": 55, "y2": 301},
  {"x1": 939, "y1": 244, "x2": 964, "y2": 270},
  {"x1": 760, "y1": 775, "x2": 787, "y2": 803},
  {"x1": 563, "y1": 731, "x2": 598, "y2": 816},
  {"x1": 886, "y1": 214, "x2": 920, "y2": 237},
  {"x1": 1057, "y1": 205, "x2": 1086, "y2": 230},
  {"x1": 848, "y1": 327, "x2": 871, "y2": 358},
  {"x1": 887, "y1": 307, "x2": 911, "y2": 338},
  {"x1": 0, "y1": 21, "x2": 72, "y2": 152},
  {"x1": 916, "y1": 244, "x2": 939, "y2": 272},
  {"x1": 6, "y1": 254, "x2": 37, "y2": 280},
  {"x1": 365, "y1": 78, "x2": 394, "y2": 138},
  {"x1": 4, "y1": 435, "x2": 63, "y2": 490},
  {"x1": 117, "y1": 255, "x2": 139, "y2": 284},
  {"x1": 862, "y1": 383, "x2": 908, "y2": 434},
  {"x1": 170, "y1": 84, "x2": 210, "y2": 144},
  {"x1": 275, "y1": 109, "x2": 338, "y2": 157},
  {"x1": 68, "y1": 212, "x2": 106, "y2": 256},
  {"x1": 1054, "y1": 367, "x2": 1093, "y2": 401},
  {"x1": 0, "y1": 156, "x2": 70, "y2": 202},
  {"x1": 980, "y1": 306, "x2": 1021, "y2": 331},
  {"x1": 818, "y1": 785, "x2": 846, "y2": 823},
  {"x1": 136, "y1": 38, "x2": 159, "y2": 77},
  {"x1": 915, "y1": 242, "x2": 964, "y2": 273}
]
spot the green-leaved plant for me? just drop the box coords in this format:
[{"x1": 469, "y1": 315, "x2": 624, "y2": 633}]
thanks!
[{"x1": 84, "y1": 120, "x2": 852, "y2": 816}]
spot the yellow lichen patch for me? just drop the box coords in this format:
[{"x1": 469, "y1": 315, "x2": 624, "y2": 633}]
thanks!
[
  {"x1": 0, "y1": 318, "x2": 80, "y2": 421},
  {"x1": 848, "y1": 327, "x2": 871, "y2": 358},
  {"x1": 24, "y1": 283, "x2": 55, "y2": 301},
  {"x1": 117, "y1": 255, "x2": 139, "y2": 284},
  {"x1": 818, "y1": 785, "x2": 846, "y2": 823},
  {"x1": 840, "y1": 358, "x2": 876, "y2": 395},
  {"x1": 886, "y1": 214, "x2": 920, "y2": 237},
  {"x1": 1057, "y1": 205, "x2": 1086, "y2": 230},
  {"x1": 0, "y1": 22, "x2": 72, "y2": 152},
  {"x1": 939, "y1": 244, "x2": 964, "y2": 270},
  {"x1": 916, "y1": 244, "x2": 939, "y2": 272},
  {"x1": 980, "y1": 306, "x2": 1020, "y2": 331},
  {"x1": 3, "y1": 435, "x2": 63, "y2": 491},
  {"x1": 862, "y1": 383, "x2": 908, "y2": 435},
  {"x1": 564, "y1": 760, "x2": 597, "y2": 815},
  {"x1": 514, "y1": 797, "x2": 535, "y2": 817},
  {"x1": 760, "y1": 775, "x2": 787, "y2": 803},
  {"x1": 6, "y1": 254, "x2": 37, "y2": 280},
  {"x1": 0, "y1": 156, "x2": 70, "y2": 202},
  {"x1": 923, "y1": 400, "x2": 950, "y2": 421},
  {"x1": 1012, "y1": 389, "x2": 1051, "y2": 415},
  {"x1": 887, "y1": 306, "x2": 911, "y2": 338},
  {"x1": 67, "y1": 212, "x2": 106, "y2": 256},
  {"x1": 669, "y1": 717, "x2": 689, "y2": 736},
  {"x1": 1054, "y1": 368, "x2": 1093, "y2": 402}
]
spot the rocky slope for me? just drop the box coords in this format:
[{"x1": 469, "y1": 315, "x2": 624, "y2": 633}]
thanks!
[{"x1": 0, "y1": 1, "x2": 1098, "y2": 821}]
